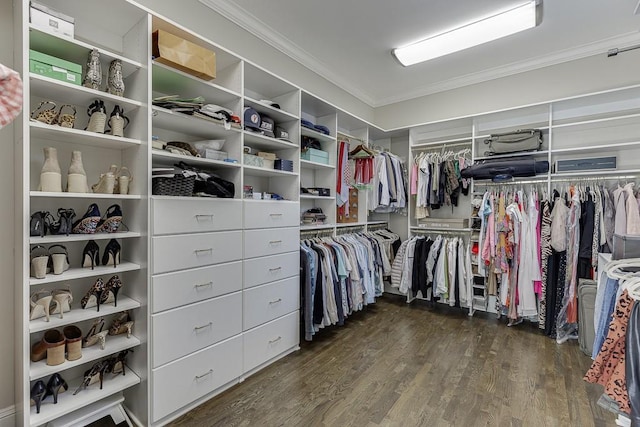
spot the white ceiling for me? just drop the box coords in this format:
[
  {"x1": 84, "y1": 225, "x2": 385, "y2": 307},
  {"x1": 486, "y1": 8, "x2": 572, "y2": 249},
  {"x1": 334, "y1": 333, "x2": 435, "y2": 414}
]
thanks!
[{"x1": 201, "y1": 0, "x2": 640, "y2": 107}]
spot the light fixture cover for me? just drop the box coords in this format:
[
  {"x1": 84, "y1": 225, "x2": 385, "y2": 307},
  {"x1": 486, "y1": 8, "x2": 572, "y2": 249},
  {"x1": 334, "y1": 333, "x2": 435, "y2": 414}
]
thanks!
[{"x1": 393, "y1": 1, "x2": 538, "y2": 66}]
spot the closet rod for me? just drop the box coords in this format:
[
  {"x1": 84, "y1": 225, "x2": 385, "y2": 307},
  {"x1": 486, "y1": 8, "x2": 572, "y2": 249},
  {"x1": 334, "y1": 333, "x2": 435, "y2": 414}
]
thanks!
[
  {"x1": 338, "y1": 132, "x2": 367, "y2": 145},
  {"x1": 474, "y1": 177, "x2": 548, "y2": 186},
  {"x1": 411, "y1": 228, "x2": 471, "y2": 235},
  {"x1": 300, "y1": 229, "x2": 334, "y2": 238},
  {"x1": 335, "y1": 225, "x2": 366, "y2": 235},
  {"x1": 413, "y1": 141, "x2": 471, "y2": 151},
  {"x1": 550, "y1": 174, "x2": 639, "y2": 182},
  {"x1": 367, "y1": 222, "x2": 389, "y2": 231}
]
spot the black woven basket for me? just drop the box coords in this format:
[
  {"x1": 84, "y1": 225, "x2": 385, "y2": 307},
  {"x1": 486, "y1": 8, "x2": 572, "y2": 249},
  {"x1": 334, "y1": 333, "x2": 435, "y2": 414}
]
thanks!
[{"x1": 152, "y1": 174, "x2": 195, "y2": 196}]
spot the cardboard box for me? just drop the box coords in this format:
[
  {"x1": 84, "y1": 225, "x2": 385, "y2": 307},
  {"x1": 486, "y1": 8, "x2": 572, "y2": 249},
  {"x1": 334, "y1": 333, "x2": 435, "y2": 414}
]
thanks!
[
  {"x1": 30, "y1": 2, "x2": 75, "y2": 38},
  {"x1": 29, "y1": 50, "x2": 81, "y2": 85},
  {"x1": 152, "y1": 30, "x2": 216, "y2": 80},
  {"x1": 301, "y1": 148, "x2": 329, "y2": 164},
  {"x1": 258, "y1": 152, "x2": 277, "y2": 161}
]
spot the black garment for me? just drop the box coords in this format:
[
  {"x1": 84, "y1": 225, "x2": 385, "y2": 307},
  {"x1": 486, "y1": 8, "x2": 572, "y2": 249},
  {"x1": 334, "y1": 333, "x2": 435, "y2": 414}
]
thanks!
[
  {"x1": 627, "y1": 302, "x2": 640, "y2": 427},
  {"x1": 453, "y1": 252, "x2": 460, "y2": 307},
  {"x1": 311, "y1": 247, "x2": 325, "y2": 326},
  {"x1": 411, "y1": 238, "x2": 425, "y2": 297},
  {"x1": 579, "y1": 192, "x2": 595, "y2": 260},
  {"x1": 545, "y1": 250, "x2": 567, "y2": 338},
  {"x1": 328, "y1": 246, "x2": 344, "y2": 326},
  {"x1": 413, "y1": 239, "x2": 433, "y2": 298}
]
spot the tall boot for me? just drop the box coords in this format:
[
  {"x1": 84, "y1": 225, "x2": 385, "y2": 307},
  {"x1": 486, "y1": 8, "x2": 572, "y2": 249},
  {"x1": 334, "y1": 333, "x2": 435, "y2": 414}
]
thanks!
[
  {"x1": 38, "y1": 147, "x2": 62, "y2": 192},
  {"x1": 67, "y1": 151, "x2": 89, "y2": 193}
]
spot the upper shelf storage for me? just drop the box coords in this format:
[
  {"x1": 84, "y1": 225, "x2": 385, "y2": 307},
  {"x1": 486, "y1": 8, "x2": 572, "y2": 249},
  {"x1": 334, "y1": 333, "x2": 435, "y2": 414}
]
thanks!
[
  {"x1": 244, "y1": 63, "x2": 300, "y2": 119},
  {"x1": 410, "y1": 117, "x2": 472, "y2": 147},
  {"x1": 552, "y1": 85, "x2": 640, "y2": 127},
  {"x1": 473, "y1": 104, "x2": 549, "y2": 138}
]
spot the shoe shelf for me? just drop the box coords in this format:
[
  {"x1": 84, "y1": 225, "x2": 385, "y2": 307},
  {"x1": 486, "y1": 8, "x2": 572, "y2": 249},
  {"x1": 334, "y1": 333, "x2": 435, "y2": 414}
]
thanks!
[
  {"x1": 244, "y1": 96, "x2": 299, "y2": 122},
  {"x1": 30, "y1": 74, "x2": 144, "y2": 110},
  {"x1": 29, "y1": 231, "x2": 142, "y2": 245},
  {"x1": 152, "y1": 149, "x2": 241, "y2": 170},
  {"x1": 243, "y1": 165, "x2": 298, "y2": 178},
  {"x1": 152, "y1": 61, "x2": 241, "y2": 105},
  {"x1": 29, "y1": 262, "x2": 140, "y2": 286},
  {"x1": 30, "y1": 121, "x2": 143, "y2": 150},
  {"x1": 300, "y1": 126, "x2": 336, "y2": 143},
  {"x1": 29, "y1": 295, "x2": 141, "y2": 334},
  {"x1": 29, "y1": 369, "x2": 141, "y2": 427},
  {"x1": 243, "y1": 131, "x2": 298, "y2": 151},
  {"x1": 300, "y1": 159, "x2": 335, "y2": 170},
  {"x1": 30, "y1": 191, "x2": 142, "y2": 200},
  {"x1": 30, "y1": 334, "x2": 141, "y2": 381},
  {"x1": 152, "y1": 106, "x2": 241, "y2": 140}
]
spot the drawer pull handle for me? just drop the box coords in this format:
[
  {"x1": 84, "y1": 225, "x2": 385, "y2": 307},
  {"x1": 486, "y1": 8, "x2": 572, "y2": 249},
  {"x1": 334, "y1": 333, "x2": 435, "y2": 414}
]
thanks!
[
  {"x1": 195, "y1": 214, "x2": 214, "y2": 220},
  {"x1": 269, "y1": 213, "x2": 283, "y2": 217},
  {"x1": 269, "y1": 336, "x2": 282, "y2": 344},
  {"x1": 194, "y1": 282, "x2": 213, "y2": 289},
  {"x1": 195, "y1": 369, "x2": 213, "y2": 380},
  {"x1": 269, "y1": 298, "x2": 282, "y2": 305},
  {"x1": 269, "y1": 267, "x2": 282, "y2": 272},
  {"x1": 194, "y1": 248, "x2": 213, "y2": 255},
  {"x1": 268, "y1": 240, "x2": 282, "y2": 245},
  {"x1": 194, "y1": 322, "x2": 213, "y2": 331}
]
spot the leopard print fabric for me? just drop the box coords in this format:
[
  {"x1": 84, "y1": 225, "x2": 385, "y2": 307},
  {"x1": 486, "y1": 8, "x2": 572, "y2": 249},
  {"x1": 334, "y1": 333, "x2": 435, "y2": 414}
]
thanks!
[
  {"x1": 539, "y1": 199, "x2": 552, "y2": 329},
  {"x1": 584, "y1": 290, "x2": 635, "y2": 413}
]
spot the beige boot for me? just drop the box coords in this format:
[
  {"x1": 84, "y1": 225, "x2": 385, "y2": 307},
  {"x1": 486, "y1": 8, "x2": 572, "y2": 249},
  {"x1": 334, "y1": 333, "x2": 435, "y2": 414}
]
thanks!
[
  {"x1": 67, "y1": 151, "x2": 89, "y2": 193},
  {"x1": 38, "y1": 147, "x2": 62, "y2": 192},
  {"x1": 92, "y1": 164, "x2": 117, "y2": 194}
]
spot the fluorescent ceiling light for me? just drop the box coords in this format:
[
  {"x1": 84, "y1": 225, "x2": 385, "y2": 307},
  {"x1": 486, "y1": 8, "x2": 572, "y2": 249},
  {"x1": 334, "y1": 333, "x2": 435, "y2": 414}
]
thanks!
[{"x1": 393, "y1": 1, "x2": 538, "y2": 66}]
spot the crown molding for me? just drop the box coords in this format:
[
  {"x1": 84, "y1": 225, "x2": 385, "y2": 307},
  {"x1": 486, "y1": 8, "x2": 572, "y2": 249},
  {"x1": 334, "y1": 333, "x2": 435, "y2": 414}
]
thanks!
[{"x1": 200, "y1": 0, "x2": 640, "y2": 108}]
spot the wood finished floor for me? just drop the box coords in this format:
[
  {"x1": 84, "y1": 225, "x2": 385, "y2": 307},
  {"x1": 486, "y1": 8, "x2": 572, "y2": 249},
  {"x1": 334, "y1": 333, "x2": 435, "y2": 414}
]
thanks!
[{"x1": 169, "y1": 296, "x2": 614, "y2": 427}]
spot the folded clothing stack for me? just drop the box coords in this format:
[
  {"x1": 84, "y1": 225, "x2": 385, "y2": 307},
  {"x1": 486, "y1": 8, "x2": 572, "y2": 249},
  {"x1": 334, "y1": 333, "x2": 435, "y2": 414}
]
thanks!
[{"x1": 301, "y1": 208, "x2": 327, "y2": 225}]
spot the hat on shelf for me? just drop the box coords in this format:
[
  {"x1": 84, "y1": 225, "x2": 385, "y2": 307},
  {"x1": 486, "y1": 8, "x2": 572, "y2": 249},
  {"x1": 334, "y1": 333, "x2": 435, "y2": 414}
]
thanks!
[
  {"x1": 313, "y1": 124, "x2": 330, "y2": 135},
  {"x1": 275, "y1": 126, "x2": 291, "y2": 142},
  {"x1": 301, "y1": 118, "x2": 315, "y2": 129},
  {"x1": 259, "y1": 99, "x2": 281, "y2": 109},
  {"x1": 259, "y1": 114, "x2": 275, "y2": 138},
  {"x1": 243, "y1": 106, "x2": 261, "y2": 131}
]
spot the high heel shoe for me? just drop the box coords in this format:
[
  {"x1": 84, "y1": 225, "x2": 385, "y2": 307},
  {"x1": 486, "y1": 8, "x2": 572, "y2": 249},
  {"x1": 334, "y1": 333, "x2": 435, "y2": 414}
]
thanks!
[
  {"x1": 115, "y1": 166, "x2": 133, "y2": 195},
  {"x1": 50, "y1": 287, "x2": 72, "y2": 319},
  {"x1": 91, "y1": 165, "x2": 117, "y2": 194},
  {"x1": 30, "y1": 290, "x2": 54, "y2": 322},
  {"x1": 48, "y1": 245, "x2": 70, "y2": 275},
  {"x1": 96, "y1": 204, "x2": 122, "y2": 233},
  {"x1": 103, "y1": 275, "x2": 123, "y2": 308},
  {"x1": 107, "y1": 59, "x2": 125, "y2": 97},
  {"x1": 83, "y1": 318, "x2": 108, "y2": 350},
  {"x1": 30, "y1": 211, "x2": 53, "y2": 237},
  {"x1": 63, "y1": 325, "x2": 82, "y2": 361},
  {"x1": 102, "y1": 239, "x2": 121, "y2": 268},
  {"x1": 81, "y1": 278, "x2": 106, "y2": 311},
  {"x1": 67, "y1": 150, "x2": 89, "y2": 193},
  {"x1": 44, "y1": 373, "x2": 68, "y2": 405},
  {"x1": 86, "y1": 100, "x2": 107, "y2": 134},
  {"x1": 30, "y1": 246, "x2": 50, "y2": 279},
  {"x1": 73, "y1": 361, "x2": 106, "y2": 395},
  {"x1": 109, "y1": 311, "x2": 133, "y2": 338},
  {"x1": 81, "y1": 240, "x2": 100, "y2": 270},
  {"x1": 38, "y1": 147, "x2": 62, "y2": 192},
  {"x1": 30, "y1": 380, "x2": 46, "y2": 414},
  {"x1": 49, "y1": 208, "x2": 76, "y2": 236},
  {"x1": 106, "y1": 349, "x2": 132, "y2": 377},
  {"x1": 72, "y1": 204, "x2": 101, "y2": 234},
  {"x1": 107, "y1": 105, "x2": 129, "y2": 137}
]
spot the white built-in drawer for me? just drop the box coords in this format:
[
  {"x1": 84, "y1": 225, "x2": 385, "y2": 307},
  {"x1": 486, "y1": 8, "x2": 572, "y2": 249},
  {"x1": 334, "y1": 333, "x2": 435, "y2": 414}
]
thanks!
[
  {"x1": 152, "y1": 198, "x2": 242, "y2": 235},
  {"x1": 244, "y1": 252, "x2": 298, "y2": 289},
  {"x1": 243, "y1": 200, "x2": 299, "y2": 229},
  {"x1": 243, "y1": 228, "x2": 299, "y2": 259},
  {"x1": 152, "y1": 231, "x2": 242, "y2": 274},
  {"x1": 243, "y1": 277, "x2": 299, "y2": 330},
  {"x1": 243, "y1": 311, "x2": 299, "y2": 374},
  {"x1": 152, "y1": 291, "x2": 242, "y2": 367},
  {"x1": 152, "y1": 261, "x2": 242, "y2": 313},
  {"x1": 152, "y1": 334, "x2": 242, "y2": 422}
]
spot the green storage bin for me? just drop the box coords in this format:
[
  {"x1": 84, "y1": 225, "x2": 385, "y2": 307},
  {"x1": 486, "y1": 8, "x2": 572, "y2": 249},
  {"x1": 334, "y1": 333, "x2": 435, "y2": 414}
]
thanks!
[
  {"x1": 29, "y1": 50, "x2": 82, "y2": 85},
  {"x1": 301, "y1": 148, "x2": 329, "y2": 164}
]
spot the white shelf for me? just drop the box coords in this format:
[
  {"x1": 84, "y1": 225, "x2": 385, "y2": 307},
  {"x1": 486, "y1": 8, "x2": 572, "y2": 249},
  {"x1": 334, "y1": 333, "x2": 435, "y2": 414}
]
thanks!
[
  {"x1": 29, "y1": 25, "x2": 144, "y2": 79},
  {"x1": 243, "y1": 165, "x2": 297, "y2": 178},
  {"x1": 300, "y1": 224, "x2": 334, "y2": 231},
  {"x1": 300, "y1": 126, "x2": 336, "y2": 143},
  {"x1": 411, "y1": 226, "x2": 471, "y2": 232},
  {"x1": 552, "y1": 140, "x2": 640, "y2": 153},
  {"x1": 29, "y1": 370, "x2": 141, "y2": 427},
  {"x1": 29, "y1": 295, "x2": 141, "y2": 334},
  {"x1": 300, "y1": 159, "x2": 334, "y2": 170},
  {"x1": 29, "y1": 231, "x2": 141, "y2": 245},
  {"x1": 152, "y1": 106, "x2": 241, "y2": 139},
  {"x1": 29, "y1": 121, "x2": 142, "y2": 150},
  {"x1": 412, "y1": 136, "x2": 472, "y2": 148},
  {"x1": 367, "y1": 221, "x2": 388, "y2": 225},
  {"x1": 30, "y1": 74, "x2": 144, "y2": 109},
  {"x1": 30, "y1": 334, "x2": 141, "y2": 381},
  {"x1": 300, "y1": 194, "x2": 334, "y2": 200},
  {"x1": 30, "y1": 191, "x2": 141, "y2": 200},
  {"x1": 29, "y1": 262, "x2": 141, "y2": 286},
  {"x1": 474, "y1": 150, "x2": 549, "y2": 161},
  {"x1": 152, "y1": 149, "x2": 241, "y2": 169},
  {"x1": 244, "y1": 96, "x2": 299, "y2": 121},
  {"x1": 152, "y1": 61, "x2": 241, "y2": 104},
  {"x1": 551, "y1": 169, "x2": 640, "y2": 178},
  {"x1": 335, "y1": 222, "x2": 368, "y2": 228},
  {"x1": 243, "y1": 131, "x2": 298, "y2": 150},
  {"x1": 552, "y1": 111, "x2": 640, "y2": 129}
]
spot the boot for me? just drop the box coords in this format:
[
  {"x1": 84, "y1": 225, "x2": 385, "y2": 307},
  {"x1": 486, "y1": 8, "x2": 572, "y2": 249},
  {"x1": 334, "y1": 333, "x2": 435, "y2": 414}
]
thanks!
[
  {"x1": 67, "y1": 151, "x2": 89, "y2": 193},
  {"x1": 38, "y1": 147, "x2": 62, "y2": 192}
]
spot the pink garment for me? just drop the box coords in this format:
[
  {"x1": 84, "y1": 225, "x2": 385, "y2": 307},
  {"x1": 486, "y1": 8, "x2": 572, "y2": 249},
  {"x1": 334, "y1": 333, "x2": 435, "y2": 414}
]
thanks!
[
  {"x1": 624, "y1": 183, "x2": 640, "y2": 235},
  {"x1": 0, "y1": 64, "x2": 22, "y2": 128},
  {"x1": 410, "y1": 163, "x2": 418, "y2": 195},
  {"x1": 481, "y1": 193, "x2": 496, "y2": 265},
  {"x1": 534, "y1": 193, "x2": 542, "y2": 295}
]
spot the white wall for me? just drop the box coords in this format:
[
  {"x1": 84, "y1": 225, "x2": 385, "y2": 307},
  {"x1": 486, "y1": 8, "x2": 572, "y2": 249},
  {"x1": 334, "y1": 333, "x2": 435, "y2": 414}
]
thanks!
[
  {"x1": 374, "y1": 51, "x2": 640, "y2": 130},
  {"x1": 0, "y1": 0, "x2": 15, "y2": 421}
]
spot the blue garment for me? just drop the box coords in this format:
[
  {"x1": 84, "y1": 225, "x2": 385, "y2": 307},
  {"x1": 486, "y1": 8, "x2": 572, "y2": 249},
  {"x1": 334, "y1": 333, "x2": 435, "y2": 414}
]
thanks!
[{"x1": 592, "y1": 276, "x2": 619, "y2": 359}]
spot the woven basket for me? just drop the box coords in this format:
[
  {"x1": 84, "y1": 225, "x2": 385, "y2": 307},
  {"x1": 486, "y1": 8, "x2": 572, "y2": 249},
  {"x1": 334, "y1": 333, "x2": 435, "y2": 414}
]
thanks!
[{"x1": 152, "y1": 175, "x2": 195, "y2": 196}]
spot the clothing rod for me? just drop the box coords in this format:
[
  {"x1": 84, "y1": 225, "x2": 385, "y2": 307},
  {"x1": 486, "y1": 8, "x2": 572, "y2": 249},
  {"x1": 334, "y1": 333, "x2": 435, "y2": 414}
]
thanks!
[
  {"x1": 338, "y1": 132, "x2": 367, "y2": 145},
  {"x1": 550, "y1": 174, "x2": 639, "y2": 182},
  {"x1": 474, "y1": 178, "x2": 548, "y2": 186},
  {"x1": 413, "y1": 141, "x2": 471, "y2": 151},
  {"x1": 607, "y1": 43, "x2": 640, "y2": 57},
  {"x1": 411, "y1": 229, "x2": 471, "y2": 235}
]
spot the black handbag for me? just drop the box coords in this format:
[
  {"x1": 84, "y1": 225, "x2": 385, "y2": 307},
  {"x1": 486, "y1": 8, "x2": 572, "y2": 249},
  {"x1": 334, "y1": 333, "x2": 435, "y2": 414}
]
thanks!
[
  {"x1": 461, "y1": 157, "x2": 549, "y2": 181},
  {"x1": 175, "y1": 161, "x2": 235, "y2": 198}
]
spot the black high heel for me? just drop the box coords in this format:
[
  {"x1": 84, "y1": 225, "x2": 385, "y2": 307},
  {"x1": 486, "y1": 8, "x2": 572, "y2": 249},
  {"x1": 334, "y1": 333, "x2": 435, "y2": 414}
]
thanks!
[
  {"x1": 44, "y1": 373, "x2": 68, "y2": 404},
  {"x1": 102, "y1": 239, "x2": 121, "y2": 268},
  {"x1": 81, "y1": 278, "x2": 105, "y2": 312},
  {"x1": 81, "y1": 240, "x2": 100, "y2": 270},
  {"x1": 106, "y1": 349, "x2": 132, "y2": 377},
  {"x1": 73, "y1": 361, "x2": 106, "y2": 395},
  {"x1": 30, "y1": 380, "x2": 46, "y2": 414},
  {"x1": 96, "y1": 204, "x2": 122, "y2": 233},
  {"x1": 103, "y1": 275, "x2": 123, "y2": 307},
  {"x1": 49, "y1": 208, "x2": 76, "y2": 236}
]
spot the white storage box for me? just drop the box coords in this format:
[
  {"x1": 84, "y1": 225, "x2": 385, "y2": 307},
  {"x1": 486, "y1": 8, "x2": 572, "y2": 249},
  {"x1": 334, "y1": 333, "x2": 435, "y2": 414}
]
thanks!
[
  {"x1": 30, "y1": 2, "x2": 75, "y2": 38},
  {"x1": 198, "y1": 148, "x2": 227, "y2": 161}
]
